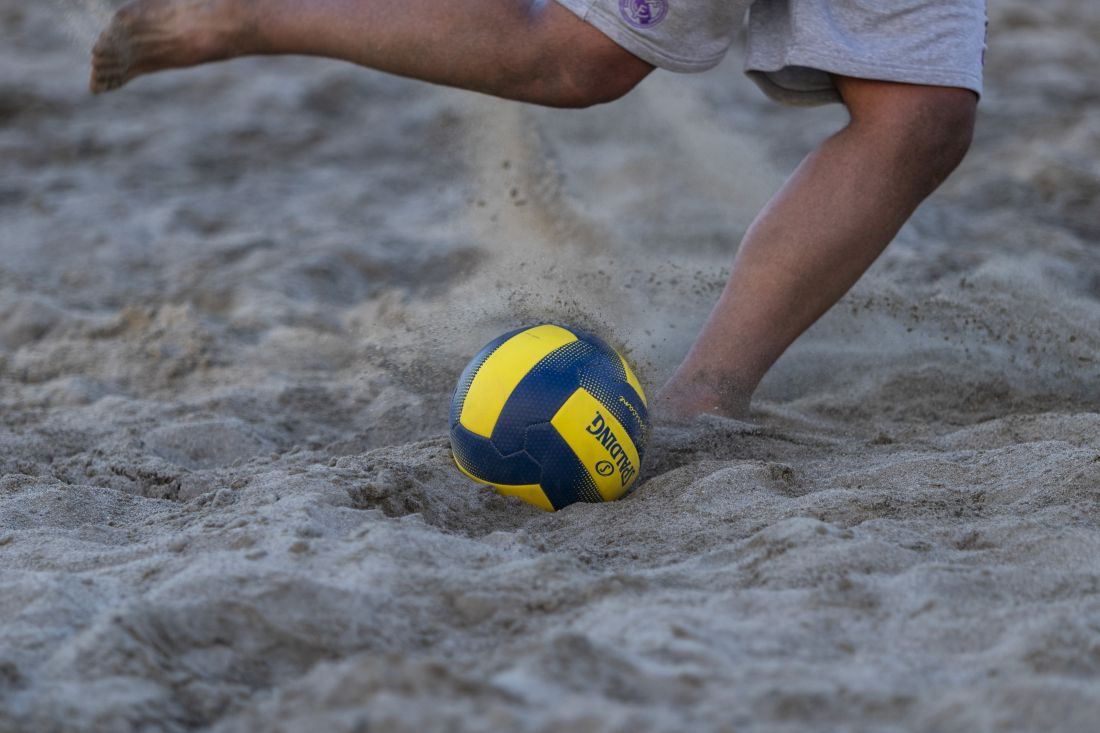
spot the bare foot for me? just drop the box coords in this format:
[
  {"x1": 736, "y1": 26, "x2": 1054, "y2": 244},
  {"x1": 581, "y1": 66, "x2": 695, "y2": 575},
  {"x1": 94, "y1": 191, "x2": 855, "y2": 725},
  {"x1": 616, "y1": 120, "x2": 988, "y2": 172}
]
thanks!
[
  {"x1": 90, "y1": 0, "x2": 255, "y2": 94},
  {"x1": 652, "y1": 376, "x2": 751, "y2": 424}
]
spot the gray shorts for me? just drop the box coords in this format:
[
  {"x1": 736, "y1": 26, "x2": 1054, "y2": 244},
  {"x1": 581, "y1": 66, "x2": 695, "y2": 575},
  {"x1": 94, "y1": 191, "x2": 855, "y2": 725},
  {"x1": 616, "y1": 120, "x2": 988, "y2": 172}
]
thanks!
[{"x1": 554, "y1": 0, "x2": 988, "y2": 106}]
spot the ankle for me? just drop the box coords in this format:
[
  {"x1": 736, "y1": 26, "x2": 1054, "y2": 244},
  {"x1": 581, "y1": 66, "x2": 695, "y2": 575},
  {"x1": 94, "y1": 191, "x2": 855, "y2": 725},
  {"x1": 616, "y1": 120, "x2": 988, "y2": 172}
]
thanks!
[{"x1": 653, "y1": 373, "x2": 753, "y2": 423}]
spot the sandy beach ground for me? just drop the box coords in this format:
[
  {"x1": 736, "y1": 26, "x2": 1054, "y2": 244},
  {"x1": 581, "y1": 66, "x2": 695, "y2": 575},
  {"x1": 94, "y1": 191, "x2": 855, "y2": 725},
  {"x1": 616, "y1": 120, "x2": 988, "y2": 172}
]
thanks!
[{"x1": 3, "y1": 1, "x2": 1100, "y2": 731}]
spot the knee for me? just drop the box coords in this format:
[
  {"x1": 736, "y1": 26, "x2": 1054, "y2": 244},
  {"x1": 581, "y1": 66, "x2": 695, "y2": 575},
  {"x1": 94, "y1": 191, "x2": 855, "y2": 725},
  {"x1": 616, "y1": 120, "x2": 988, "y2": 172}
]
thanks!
[
  {"x1": 553, "y1": 44, "x2": 653, "y2": 108},
  {"x1": 841, "y1": 79, "x2": 977, "y2": 188},
  {"x1": 511, "y1": 12, "x2": 653, "y2": 108},
  {"x1": 910, "y1": 92, "x2": 976, "y2": 180}
]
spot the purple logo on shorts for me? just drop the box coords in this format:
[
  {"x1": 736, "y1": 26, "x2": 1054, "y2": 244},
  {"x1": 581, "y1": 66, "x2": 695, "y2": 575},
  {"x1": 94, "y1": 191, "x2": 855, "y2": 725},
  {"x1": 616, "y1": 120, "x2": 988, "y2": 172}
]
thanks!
[{"x1": 619, "y1": 0, "x2": 668, "y2": 29}]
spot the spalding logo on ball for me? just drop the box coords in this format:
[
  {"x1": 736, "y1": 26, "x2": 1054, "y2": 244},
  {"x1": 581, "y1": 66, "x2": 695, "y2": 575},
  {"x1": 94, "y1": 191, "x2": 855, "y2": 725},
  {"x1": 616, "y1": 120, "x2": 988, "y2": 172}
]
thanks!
[{"x1": 449, "y1": 324, "x2": 650, "y2": 511}]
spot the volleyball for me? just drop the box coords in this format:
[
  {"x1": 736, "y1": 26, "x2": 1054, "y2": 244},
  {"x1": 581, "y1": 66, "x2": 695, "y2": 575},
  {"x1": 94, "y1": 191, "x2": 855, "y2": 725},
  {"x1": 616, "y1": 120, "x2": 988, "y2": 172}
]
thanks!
[{"x1": 450, "y1": 324, "x2": 650, "y2": 511}]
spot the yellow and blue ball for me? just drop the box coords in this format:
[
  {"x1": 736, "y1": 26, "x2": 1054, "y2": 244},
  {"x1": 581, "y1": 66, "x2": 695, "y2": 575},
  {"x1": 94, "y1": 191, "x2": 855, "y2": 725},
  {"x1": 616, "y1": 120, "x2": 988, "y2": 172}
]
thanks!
[{"x1": 450, "y1": 324, "x2": 650, "y2": 511}]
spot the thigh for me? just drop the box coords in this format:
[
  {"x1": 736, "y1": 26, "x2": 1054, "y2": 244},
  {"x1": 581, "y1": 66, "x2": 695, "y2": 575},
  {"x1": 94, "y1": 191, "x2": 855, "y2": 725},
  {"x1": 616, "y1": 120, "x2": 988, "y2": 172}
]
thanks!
[{"x1": 745, "y1": 0, "x2": 988, "y2": 107}]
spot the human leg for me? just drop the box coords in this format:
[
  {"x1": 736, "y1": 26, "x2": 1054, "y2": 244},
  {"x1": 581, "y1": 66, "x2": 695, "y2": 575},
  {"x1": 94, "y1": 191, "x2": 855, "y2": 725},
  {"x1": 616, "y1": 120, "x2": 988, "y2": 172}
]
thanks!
[
  {"x1": 656, "y1": 78, "x2": 977, "y2": 421},
  {"x1": 90, "y1": 0, "x2": 653, "y2": 106}
]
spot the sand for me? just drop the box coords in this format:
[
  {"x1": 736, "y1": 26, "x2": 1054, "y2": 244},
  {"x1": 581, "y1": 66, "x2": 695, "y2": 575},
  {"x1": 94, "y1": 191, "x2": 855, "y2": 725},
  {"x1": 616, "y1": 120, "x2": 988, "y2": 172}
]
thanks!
[{"x1": 2, "y1": 1, "x2": 1100, "y2": 731}]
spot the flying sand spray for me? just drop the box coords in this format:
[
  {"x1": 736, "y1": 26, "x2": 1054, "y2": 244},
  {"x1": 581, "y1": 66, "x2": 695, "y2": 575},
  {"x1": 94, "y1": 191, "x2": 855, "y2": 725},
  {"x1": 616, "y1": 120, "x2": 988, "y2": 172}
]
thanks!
[{"x1": 50, "y1": 0, "x2": 113, "y2": 49}]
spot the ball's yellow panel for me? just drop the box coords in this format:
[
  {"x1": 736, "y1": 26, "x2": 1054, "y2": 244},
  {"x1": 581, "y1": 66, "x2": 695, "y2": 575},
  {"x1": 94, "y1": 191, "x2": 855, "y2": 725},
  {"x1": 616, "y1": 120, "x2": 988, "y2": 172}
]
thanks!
[
  {"x1": 452, "y1": 452, "x2": 555, "y2": 512},
  {"x1": 459, "y1": 324, "x2": 577, "y2": 438},
  {"x1": 550, "y1": 388, "x2": 641, "y2": 501},
  {"x1": 492, "y1": 483, "x2": 556, "y2": 513}
]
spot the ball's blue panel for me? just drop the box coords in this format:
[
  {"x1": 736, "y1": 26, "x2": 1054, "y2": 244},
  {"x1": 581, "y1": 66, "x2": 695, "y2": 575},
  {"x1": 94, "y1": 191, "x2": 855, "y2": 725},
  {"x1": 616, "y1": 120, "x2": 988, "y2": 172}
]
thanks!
[
  {"x1": 450, "y1": 325, "x2": 529, "y2": 429},
  {"x1": 575, "y1": 330, "x2": 649, "y2": 417},
  {"x1": 523, "y1": 422, "x2": 603, "y2": 508},
  {"x1": 450, "y1": 422, "x2": 542, "y2": 486},
  {"x1": 489, "y1": 339, "x2": 594, "y2": 456},
  {"x1": 575, "y1": 329, "x2": 628, "y2": 380}
]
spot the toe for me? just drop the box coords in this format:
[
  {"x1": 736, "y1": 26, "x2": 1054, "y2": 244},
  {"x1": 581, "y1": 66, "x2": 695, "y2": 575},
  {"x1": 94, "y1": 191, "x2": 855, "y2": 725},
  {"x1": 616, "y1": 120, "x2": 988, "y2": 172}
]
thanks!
[
  {"x1": 90, "y1": 18, "x2": 133, "y2": 93},
  {"x1": 91, "y1": 68, "x2": 127, "y2": 95}
]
